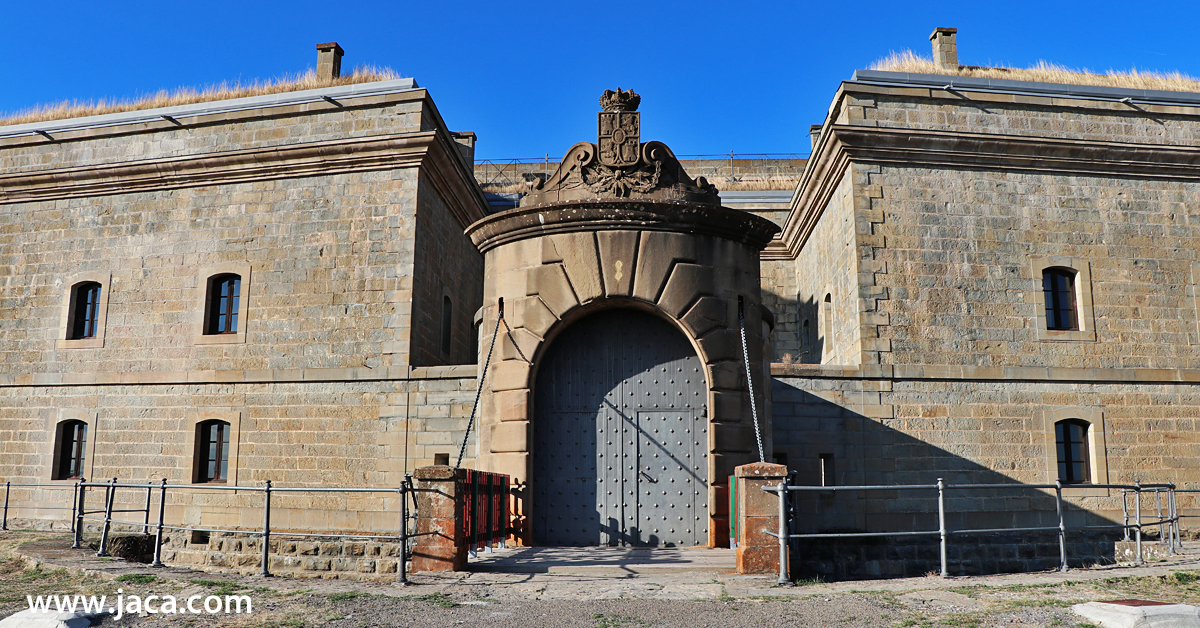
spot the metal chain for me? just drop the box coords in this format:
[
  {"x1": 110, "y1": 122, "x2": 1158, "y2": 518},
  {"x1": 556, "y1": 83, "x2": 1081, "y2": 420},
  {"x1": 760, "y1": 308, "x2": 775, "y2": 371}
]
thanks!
[
  {"x1": 456, "y1": 308, "x2": 504, "y2": 469},
  {"x1": 739, "y1": 306, "x2": 766, "y2": 463},
  {"x1": 501, "y1": 317, "x2": 530, "y2": 363}
]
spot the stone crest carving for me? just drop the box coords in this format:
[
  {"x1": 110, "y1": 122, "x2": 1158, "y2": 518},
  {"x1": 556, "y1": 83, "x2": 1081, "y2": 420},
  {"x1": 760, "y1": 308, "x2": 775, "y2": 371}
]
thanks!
[
  {"x1": 598, "y1": 88, "x2": 641, "y2": 167},
  {"x1": 521, "y1": 89, "x2": 720, "y2": 208}
]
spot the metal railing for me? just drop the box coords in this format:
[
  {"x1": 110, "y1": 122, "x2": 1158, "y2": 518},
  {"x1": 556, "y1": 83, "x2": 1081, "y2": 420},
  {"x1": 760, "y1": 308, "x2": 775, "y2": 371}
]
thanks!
[
  {"x1": 1, "y1": 481, "x2": 82, "y2": 532},
  {"x1": 763, "y1": 479, "x2": 1183, "y2": 585},
  {"x1": 3, "y1": 476, "x2": 441, "y2": 584},
  {"x1": 461, "y1": 470, "x2": 509, "y2": 558}
]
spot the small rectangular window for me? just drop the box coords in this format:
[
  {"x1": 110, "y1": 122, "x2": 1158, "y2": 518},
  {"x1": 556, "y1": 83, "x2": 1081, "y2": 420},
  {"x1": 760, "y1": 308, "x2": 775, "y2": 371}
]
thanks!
[
  {"x1": 196, "y1": 420, "x2": 231, "y2": 483},
  {"x1": 1043, "y1": 269, "x2": 1078, "y2": 331},
  {"x1": 433, "y1": 453, "x2": 450, "y2": 466},
  {"x1": 68, "y1": 283, "x2": 102, "y2": 340},
  {"x1": 819, "y1": 453, "x2": 835, "y2": 487},
  {"x1": 53, "y1": 420, "x2": 87, "y2": 480},
  {"x1": 1055, "y1": 420, "x2": 1089, "y2": 484},
  {"x1": 206, "y1": 275, "x2": 241, "y2": 335}
]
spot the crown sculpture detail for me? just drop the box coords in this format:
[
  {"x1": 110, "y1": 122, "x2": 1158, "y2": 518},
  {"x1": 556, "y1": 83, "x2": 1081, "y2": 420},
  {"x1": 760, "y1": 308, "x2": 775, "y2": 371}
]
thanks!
[
  {"x1": 599, "y1": 88, "x2": 641, "y2": 112},
  {"x1": 520, "y1": 89, "x2": 718, "y2": 207}
]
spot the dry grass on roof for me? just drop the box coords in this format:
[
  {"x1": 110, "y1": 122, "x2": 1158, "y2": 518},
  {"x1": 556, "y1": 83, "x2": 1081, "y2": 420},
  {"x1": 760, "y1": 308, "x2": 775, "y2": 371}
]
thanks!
[
  {"x1": 872, "y1": 50, "x2": 1200, "y2": 94},
  {"x1": 0, "y1": 65, "x2": 403, "y2": 127}
]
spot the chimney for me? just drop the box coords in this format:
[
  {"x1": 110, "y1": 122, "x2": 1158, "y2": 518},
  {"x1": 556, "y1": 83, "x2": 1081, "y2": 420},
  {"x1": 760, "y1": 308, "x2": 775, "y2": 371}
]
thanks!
[
  {"x1": 316, "y1": 42, "x2": 344, "y2": 80},
  {"x1": 929, "y1": 28, "x2": 958, "y2": 70},
  {"x1": 809, "y1": 124, "x2": 823, "y2": 151}
]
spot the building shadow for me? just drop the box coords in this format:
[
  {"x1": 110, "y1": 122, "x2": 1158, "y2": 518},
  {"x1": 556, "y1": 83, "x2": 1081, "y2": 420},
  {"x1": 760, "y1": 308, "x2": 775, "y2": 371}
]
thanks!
[{"x1": 771, "y1": 381, "x2": 1125, "y2": 580}]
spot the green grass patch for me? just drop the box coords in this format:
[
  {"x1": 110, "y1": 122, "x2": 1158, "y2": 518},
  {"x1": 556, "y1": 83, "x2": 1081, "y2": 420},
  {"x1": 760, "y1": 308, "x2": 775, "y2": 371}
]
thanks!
[
  {"x1": 116, "y1": 573, "x2": 157, "y2": 584},
  {"x1": 327, "y1": 590, "x2": 370, "y2": 602},
  {"x1": 417, "y1": 592, "x2": 458, "y2": 608}
]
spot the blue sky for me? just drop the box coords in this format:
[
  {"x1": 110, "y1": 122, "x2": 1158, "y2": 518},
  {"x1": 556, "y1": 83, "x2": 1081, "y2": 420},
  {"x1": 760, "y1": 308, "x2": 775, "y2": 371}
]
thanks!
[{"x1": 3, "y1": 1, "x2": 1199, "y2": 161}]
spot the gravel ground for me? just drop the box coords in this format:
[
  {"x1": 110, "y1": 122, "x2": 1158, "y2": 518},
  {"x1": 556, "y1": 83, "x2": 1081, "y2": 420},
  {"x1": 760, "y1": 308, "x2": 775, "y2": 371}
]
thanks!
[{"x1": 6, "y1": 530, "x2": 1200, "y2": 627}]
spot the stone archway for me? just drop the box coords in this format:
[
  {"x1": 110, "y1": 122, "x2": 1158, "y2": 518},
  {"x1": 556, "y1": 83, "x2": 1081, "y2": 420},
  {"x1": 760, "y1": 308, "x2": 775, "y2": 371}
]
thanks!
[
  {"x1": 531, "y1": 309, "x2": 707, "y2": 547},
  {"x1": 465, "y1": 90, "x2": 780, "y2": 547}
]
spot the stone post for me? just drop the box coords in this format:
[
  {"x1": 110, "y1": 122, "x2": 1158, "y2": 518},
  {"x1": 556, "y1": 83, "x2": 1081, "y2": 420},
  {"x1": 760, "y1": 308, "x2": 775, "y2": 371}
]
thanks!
[
  {"x1": 929, "y1": 28, "x2": 958, "y2": 70},
  {"x1": 315, "y1": 42, "x2": 344, "y2": 80},
  {"x1": 734, "y1": 462, "x2": 788, "y2": 574},
  {"x1": 411, "y1": 466, "x2": 467, "y2": 572}
]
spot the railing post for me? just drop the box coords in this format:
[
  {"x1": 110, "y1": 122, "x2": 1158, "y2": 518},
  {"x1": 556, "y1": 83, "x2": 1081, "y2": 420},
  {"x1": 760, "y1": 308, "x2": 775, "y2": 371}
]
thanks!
[
  {"x1": 2, "y1": 481, "x2": 10, "y2": 531},
  {"x1": 151, "y1": 479, "x2": 167, "y2": 567},
  {"x1": 1054, "y1": 479, "x2": 1067, "y2": 572},
  {"x1": 398, "y1": 481, "x2": 409, "y2": 585},
  {"x1": 1173, "y1": 486, "x2": 1182, "y2": 551},
  {"x1": 142, "y1": 481, "x2": 153, "y2": 535},
  {"x1": 485, "y1": 473, "x2": 494, "y2": 554},
  {"x1": 72, "y1": 478, "x2": 86, "y2": 549},
  {"x1": 97, "y1": 477, "x2": 116, "y2": 557},
  {"x1": 1135, "y1": 481, "x2": 1143, "y2": 564},
  {"x1": 937, "y1": 478, "x2": 948, "y2": 578},
  {"x1": 1121, "y1": 489, "x2": 1130, "y2": 541},
  {"x1": 776, "y1": 482, "x2": 788, "y2": 585},
  {"x1": 259, "y1": 480, "x2": 272, "y2": 577},
  {"x1": 70, "y1": 481, "x2": 79, "y2": 534},
  {"x1": 1168, "y1": 485, "x2": 1178, "y2": 555},
  {"x1": 1156, "y1": 489, "x2": 1165, "y2": 545}
]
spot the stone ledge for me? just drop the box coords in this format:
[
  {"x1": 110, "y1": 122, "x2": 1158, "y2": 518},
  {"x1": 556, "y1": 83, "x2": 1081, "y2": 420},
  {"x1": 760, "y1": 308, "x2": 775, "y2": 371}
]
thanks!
[
  {"x1": 0, "y1": 366, "x2": 478, "y2": 387},
  {"x1": 771, "y1": 362, "x2": 1200, "y2": 384}
]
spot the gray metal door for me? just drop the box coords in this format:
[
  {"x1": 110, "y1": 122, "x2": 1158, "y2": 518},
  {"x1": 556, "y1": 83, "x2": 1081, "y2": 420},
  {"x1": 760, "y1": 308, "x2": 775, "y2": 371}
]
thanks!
[{"x1": 533, "y1": 309, "x2": 707, "y2": 547}]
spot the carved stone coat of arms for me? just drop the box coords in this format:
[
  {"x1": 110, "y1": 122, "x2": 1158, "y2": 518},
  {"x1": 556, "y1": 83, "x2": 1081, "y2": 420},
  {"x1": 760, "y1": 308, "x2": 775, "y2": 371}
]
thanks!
[{"x1": 598, "y1": 88, "x2": 641, "y2": 167}]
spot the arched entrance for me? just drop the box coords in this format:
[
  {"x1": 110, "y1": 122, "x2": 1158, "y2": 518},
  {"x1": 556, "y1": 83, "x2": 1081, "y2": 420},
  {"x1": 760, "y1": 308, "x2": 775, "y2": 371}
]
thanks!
[{"x1": 532, "y1": 309, "x2": 708, "y2": 546}]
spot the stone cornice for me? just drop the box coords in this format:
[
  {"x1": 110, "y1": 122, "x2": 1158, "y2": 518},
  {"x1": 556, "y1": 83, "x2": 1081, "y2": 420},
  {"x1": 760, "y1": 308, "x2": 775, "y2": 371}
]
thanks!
[
  {"x1": 0, "y1": 364, "x2": 477, "y2": 388},
  {"x1": 465, "y1": 200, "x2": 781, "y2": 253},
  {"x1": 0, "y1": 129, "x2": 488, "y2": 228},
  {"x1": 772, "y1": 362, "x2": 1200, "y2": 385},
  {"x1": 767, "y1": 123, "x2": 1200, "y2": 260}
]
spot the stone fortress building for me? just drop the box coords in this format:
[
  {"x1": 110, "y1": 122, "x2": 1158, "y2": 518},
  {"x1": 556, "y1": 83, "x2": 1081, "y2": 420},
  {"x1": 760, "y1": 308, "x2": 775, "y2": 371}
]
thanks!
[{"x1": 3, "y1": 31, "x2": 1200, "y2": 571}]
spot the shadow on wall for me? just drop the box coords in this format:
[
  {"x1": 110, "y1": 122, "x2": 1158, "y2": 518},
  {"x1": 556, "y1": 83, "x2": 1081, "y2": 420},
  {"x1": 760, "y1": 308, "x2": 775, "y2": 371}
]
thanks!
[
  {"x1": 771, "y1": 381, "x2": 1121, "y2": 580},
  {"x1": 761, "y1": 292, "x2": 823, "y2": 364}
]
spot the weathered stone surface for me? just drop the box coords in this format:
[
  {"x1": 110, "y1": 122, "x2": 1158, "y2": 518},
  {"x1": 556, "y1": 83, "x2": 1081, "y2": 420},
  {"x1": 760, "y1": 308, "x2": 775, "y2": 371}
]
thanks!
[
  {"x1": 632, "y1": 231, "x2": 697, "y2": 303},
  {"x1": 549, "y1": 233, "x2": 604, "y2": 304},
  {"x1": 657, "y1": 264, "x2": 714, "y2": 319},
  {"x1": 597, "y1": 230, "x2": 639, "y2": 297}
]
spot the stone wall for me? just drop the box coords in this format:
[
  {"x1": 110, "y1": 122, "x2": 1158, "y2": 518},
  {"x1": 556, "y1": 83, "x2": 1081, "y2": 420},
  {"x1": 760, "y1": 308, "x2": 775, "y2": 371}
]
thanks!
[
  {"x1": 792, "y1": 170, "x2": 861, "y2": 365},
  {"x1": 839, "y1": 90, "x2": 1200, "y2": 147},
  {"x1": 0, "y1": 170, "x2": 420, "y2": 377},
  {"x1": 0, "y1": 371, "x2": 479, "y2": 533},
  {"x1": 409, "y1": 170, "x2": 484, "y2": 367},
  {"x1": 771, "y1": 366, "x2": 1200, "y2": 534},
  {"x1": 865, "y1": 164, "x2": 1200, "y2": 371},
  {"x1": 0, "y1": 99, "x2": 426, "y2": 174}
]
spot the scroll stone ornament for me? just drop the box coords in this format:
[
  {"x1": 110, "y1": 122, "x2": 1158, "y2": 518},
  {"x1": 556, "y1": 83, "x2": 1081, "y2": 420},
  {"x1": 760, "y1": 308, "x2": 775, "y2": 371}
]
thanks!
[{"x1": 521, "y1": 89, "x2": 720, "y2": 208}]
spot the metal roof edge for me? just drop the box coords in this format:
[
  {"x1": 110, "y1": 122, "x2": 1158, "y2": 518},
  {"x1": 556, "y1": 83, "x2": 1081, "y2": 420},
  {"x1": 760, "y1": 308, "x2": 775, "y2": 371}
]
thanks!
[
  {"x1": 851, "y1": 69, "x2": 1200, "y2": 105},
  {"x1": 0, "y1": 78, "x2": 420, "y2": 139}
]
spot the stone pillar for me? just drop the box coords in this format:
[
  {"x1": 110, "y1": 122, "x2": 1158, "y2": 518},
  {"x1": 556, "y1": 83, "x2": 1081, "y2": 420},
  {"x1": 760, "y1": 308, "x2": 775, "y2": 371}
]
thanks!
[
  {"x1": 316, "y1": 42, "x2": 344, "y2": 80},
  {"x1": 929, "y1": 28, "x2": 958, "y2": 70},
  {"x1": 411, "y1": 466, "x2": 467, "y2": 572},
  {"x1": 734, "y1": 462, "x2": 788, "y2": 574}
]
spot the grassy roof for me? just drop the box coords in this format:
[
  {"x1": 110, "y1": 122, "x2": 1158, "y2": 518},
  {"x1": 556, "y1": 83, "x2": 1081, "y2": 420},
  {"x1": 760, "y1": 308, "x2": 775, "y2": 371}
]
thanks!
[
  {"x1": 0, "y1": 66, "x2": 402, "y2": 127},
  {"x1": 872, "y1": 50, "x2": 1200, "y2": 94}
]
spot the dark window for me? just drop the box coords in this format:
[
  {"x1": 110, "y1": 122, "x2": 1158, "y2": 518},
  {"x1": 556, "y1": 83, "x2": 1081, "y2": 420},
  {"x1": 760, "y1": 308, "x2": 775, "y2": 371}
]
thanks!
[
  {"x1": 52, "y1": 420, "x2": 87, "y2": 480},
  {"x1": 433, "y1": 453, "x2": 450, "y2": 466},
  {"x1": 441, "y1": 296, "x2": 453, "y2": 355},
  {"x1": 1055, "y1": 419, "x2": 1090, "y2": 484},
  {"x1": 1043, "y1": 268, "x2": 1078, "y2": 331},
  {"x1": 67, "y1": 282, "x2": 102, "y2": 340},
  {"x1": 205, "y1": 274, "x2": 241, "y2": 335},
  {"x1": 819, "y1": 453, "x2": 835, "y2": 487},
  {"x1": 195, "y1": 420, "x2": 231, "y2": 483}
]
